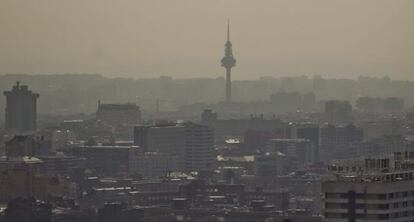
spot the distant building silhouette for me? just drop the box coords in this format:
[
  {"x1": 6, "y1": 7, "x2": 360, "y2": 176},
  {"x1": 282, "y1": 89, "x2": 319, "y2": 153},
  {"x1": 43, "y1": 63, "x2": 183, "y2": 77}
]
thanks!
[
  {"x1": 96, "y1": 101, "x2": 141, "y2": 126},
  {"x1": 320, "y1": 124, "x2": 363, "y2": 161},
  {"x1": 324, "y1": 100, "x2": 352, "y2": 125},
  {"x1": 356, "y1": 97, "x2": 404, "y2": 113},
  {"x1": 221, "y1": 20, "x2": 236, "y2": 103},
  {"x1": 201, "y1": 109, "x2": 287, "y2": 142},
  {"x1": 3, "y1": 82, "x2": 39, "y2": 132}
]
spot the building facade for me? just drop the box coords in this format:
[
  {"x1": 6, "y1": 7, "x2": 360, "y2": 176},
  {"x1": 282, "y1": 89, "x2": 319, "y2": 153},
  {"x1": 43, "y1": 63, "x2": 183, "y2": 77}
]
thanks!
[{"x1": 323, "y1": 152, "x2": 414, "y2": 221}]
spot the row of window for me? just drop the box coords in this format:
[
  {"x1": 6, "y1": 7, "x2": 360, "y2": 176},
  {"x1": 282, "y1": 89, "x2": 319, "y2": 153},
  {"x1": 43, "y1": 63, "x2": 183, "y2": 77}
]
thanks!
[
  {"x1": 325, "y1": 202, "x2": 389, "y2": 210},
  {"x1": 390, "y1": 210, "x2": 414, "y2": 219},
  {"x1": 325, "y1": 190, "x2": 414, "y2": 200},
  {"x1": 325, "y1": 200, "x2": 414, "y2": 210},
  {"x1": 389, "y1": 191, "x2": 414, "y2": 199},
  {"x1": 325, "y1": 192, "x2": 387, "y2": 200},
  {"x1": 325, "y1": 210, "x2": 414, "y2": 219},
  {"x1": 324, "y1": 212, "x2": 389, "y2": 220}
]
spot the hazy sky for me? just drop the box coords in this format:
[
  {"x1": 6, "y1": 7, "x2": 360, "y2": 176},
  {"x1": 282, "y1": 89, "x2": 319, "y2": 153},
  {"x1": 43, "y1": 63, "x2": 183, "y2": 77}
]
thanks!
[{"x1": 1, "y1": 0, "x2": 414, "y2": 79}]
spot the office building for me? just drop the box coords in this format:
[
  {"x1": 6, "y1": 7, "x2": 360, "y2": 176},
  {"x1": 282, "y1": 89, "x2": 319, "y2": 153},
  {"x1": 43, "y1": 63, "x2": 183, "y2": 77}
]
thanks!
[{"x1": 184, "y1": 123, "x2": 214, "y2": 172}]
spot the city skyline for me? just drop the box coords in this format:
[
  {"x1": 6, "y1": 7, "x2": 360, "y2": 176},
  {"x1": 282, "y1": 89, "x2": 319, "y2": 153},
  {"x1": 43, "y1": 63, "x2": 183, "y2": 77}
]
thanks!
[{"x1": 2, "y1": 1, "x2": 414, "y2": 221}]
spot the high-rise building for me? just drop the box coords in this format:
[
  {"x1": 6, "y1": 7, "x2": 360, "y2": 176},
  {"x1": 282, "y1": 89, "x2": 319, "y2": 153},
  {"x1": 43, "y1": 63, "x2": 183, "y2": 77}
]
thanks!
[
  {"x1": 221, "y1": 20, "x2": 236, "y2": 103},
  {"x1": 133, "y1": 124, "x2": 185, "y2": 153},
  {"x1": 3, "y1": 82, "x2": 39, "y2": 132},
  {"x1": 322, "y1": 152, "x2": 414, "y2": 221},
  {"x1": 184, "y1": 123, "x2": 214, "y2": 172},
  {"x1": 134, "y1": 123, "x2": 186, "y2": 171},
  {"x1": 134, "y1": 122, "x2": 214, "y2": 172}
]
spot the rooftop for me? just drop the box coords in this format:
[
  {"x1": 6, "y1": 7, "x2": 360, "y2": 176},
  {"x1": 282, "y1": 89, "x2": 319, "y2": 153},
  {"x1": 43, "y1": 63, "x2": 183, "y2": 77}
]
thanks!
[
  {"x1": 324, "y1": 151, "x2": 414, "y2": 183},
  {"x1": 0, "y1": 156, "x2": 43, "y2": 164}
]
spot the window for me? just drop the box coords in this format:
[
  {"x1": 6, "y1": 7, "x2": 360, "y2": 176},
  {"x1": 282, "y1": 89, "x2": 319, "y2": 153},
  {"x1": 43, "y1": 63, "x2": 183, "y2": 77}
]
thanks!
[
  {"x1": 392, "y1": 212, "x2": 399, "y2": 218},
  {"x1": 403, "y1": 201, "x2": 409, "y2": 207},
  {"x1": 378, "y1": 204, "x2": 389, "y2": 210},
  {"x1": 403, "y1": 192, "x2": 408, "y2": 197},
  {"x1": 356, "y1": 203, "x2": 364, "y2": 209},
  {"x1": 378, "y1": 214, "x2": 389, "y2": 220},
  {"x1": 378, "y1": 194, "x2": 387, "y2": 200}
]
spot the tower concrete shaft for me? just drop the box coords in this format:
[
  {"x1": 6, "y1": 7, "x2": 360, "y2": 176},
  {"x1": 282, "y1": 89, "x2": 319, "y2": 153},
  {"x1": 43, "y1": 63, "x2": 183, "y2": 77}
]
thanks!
[{"x1": 226, "y1": 67, "x2": 232, "y2": 103}]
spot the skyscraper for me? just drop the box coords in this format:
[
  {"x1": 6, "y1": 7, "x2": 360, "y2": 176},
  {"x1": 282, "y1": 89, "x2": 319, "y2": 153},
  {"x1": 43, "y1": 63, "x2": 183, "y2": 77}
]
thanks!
[
  {"x1": 3, "y1": 82, "x2": 39, "y2": 132},
  {"x1": 221, "y1": 20, "x2": 236, "y2": 103}
]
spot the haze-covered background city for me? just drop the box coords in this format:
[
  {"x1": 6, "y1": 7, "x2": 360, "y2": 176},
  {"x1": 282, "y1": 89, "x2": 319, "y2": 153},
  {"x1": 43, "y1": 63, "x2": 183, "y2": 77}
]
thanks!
[{"x1": 1, "y1": 0, "x2": 414, "y2": 79}]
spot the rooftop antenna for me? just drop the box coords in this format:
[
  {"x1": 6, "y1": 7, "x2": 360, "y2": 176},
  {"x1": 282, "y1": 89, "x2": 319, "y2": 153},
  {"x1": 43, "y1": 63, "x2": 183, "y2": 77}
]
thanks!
[{"x1": 227, "y1": 18, "x2": 230, "y2": 42}]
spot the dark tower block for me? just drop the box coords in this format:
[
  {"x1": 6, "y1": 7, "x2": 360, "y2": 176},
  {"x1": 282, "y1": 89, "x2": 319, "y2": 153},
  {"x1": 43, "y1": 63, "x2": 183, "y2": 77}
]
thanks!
[
  {"x1": 221, "y1": 20, "x2": 236, "y2": 103},
  {"x1": 3, "y1": 82, "x2": 39, "y2": 133}
]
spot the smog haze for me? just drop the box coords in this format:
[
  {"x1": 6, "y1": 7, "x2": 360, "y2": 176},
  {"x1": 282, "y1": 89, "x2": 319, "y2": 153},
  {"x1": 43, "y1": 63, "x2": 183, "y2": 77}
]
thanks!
[{"x1": 1, "y1": 0, "x2": 414, "y2": 79}]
